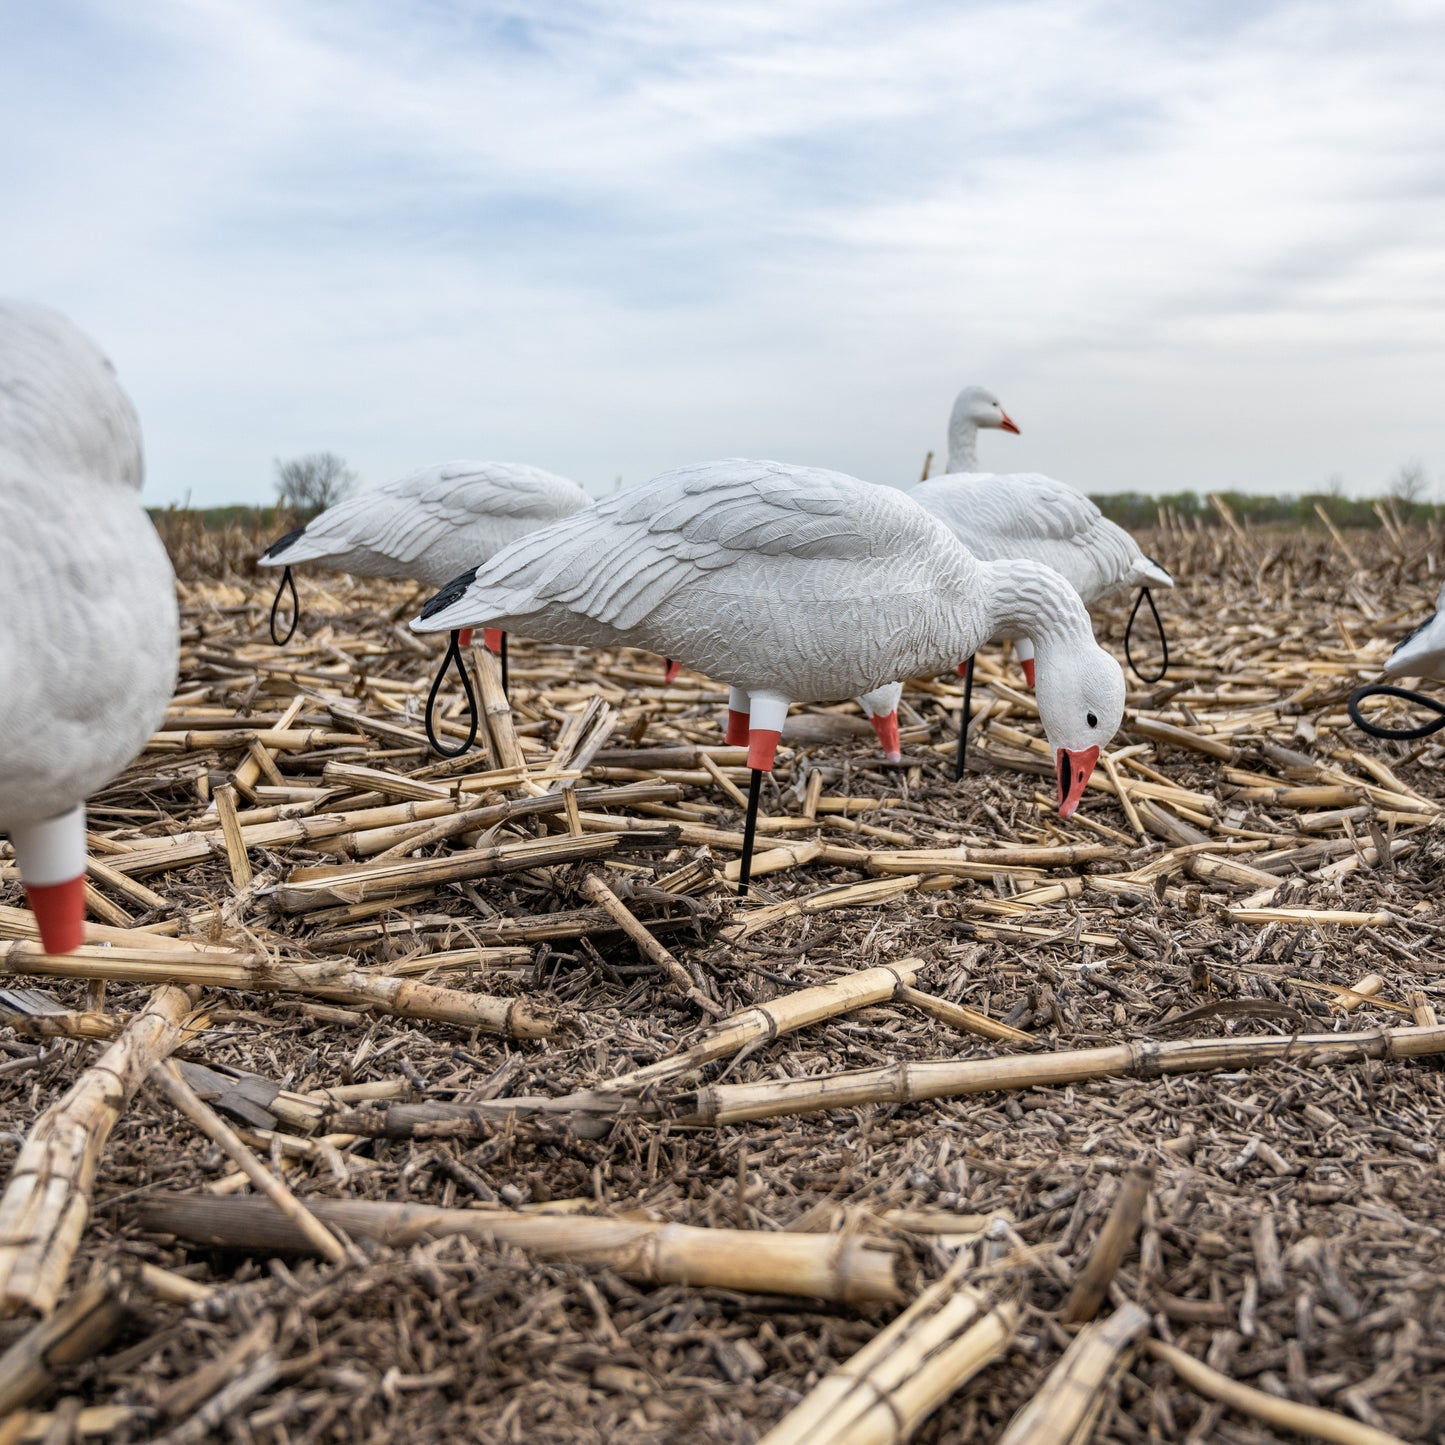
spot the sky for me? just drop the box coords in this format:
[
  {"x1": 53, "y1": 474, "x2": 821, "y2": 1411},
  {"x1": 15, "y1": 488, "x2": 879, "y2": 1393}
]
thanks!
[{"x1": 3, "y1": 0, "x2": 1444, "y2": 508}]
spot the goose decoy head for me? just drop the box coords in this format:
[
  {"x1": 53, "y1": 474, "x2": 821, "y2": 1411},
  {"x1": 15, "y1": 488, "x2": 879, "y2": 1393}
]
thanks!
[
  {"x1": 1034, "y1": 643, "x2": 1126, "y2": 818},
  {"x1": 951, "y1": 383, "x2": 1020, "y2": 437}
]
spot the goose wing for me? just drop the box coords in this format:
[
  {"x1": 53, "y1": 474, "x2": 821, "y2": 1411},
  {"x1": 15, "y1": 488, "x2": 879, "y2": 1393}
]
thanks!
[
  {"x1": 416, "y1": 458, "x2": 932, "y2": 633},
  {"x1": 915, "y1": 472, "x2": 1160, "y2": 599},
  {"x1": 262, "y1": 462, "x2": 589, "y2": 568}
]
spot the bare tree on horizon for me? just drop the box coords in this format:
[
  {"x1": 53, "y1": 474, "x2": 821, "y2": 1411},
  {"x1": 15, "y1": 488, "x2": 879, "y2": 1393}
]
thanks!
[{"x1": 275, "y1": 451, "x2": 357, "y2": 518}]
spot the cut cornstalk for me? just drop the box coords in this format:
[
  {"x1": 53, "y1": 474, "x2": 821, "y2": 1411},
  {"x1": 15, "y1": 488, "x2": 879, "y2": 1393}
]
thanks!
[
  {"x1": 4, "y1": 1404, "x2": 147, "y2": 1441},
  {"x1": 269, "y1": 831, "x2": 619, "y2": 911},
  {"x1": 721, "y1": 875, "x2": 924, "y2": 941},
  {"x1": 0, "y1": 941, "x2": 558, "y2": 1038},
  {"x1": 722, "y1": 839, "x2": 824, "y2": 883},
  {"x1": 0, "y1": 985, "x2": 197, "y2": 1317},
  {"x1": 212, "y1": 784, "x2": 252, "y2": 889},
  {"x1": 677, "y1": 1023, "x2": 1445, "y2": 1126},
  {"x1": 0, "y1": 1265, "x2": 145, "y2": 1414},
  {"x1": 1226, "y1": 906, "x2": 1392, "y2": 927},
  {"x1": 1144, "y1": 1338, "x2": 1408, "y2": 1445},
  {"x1": 1061, "y1": 1164, "x2": 1153, "y2": 1323},
  {"x1": 863, "y1": 842, "x2": 1121, "y2": 876},
  {"x1": 148, "y1": 1062, "x2": 349, "y2": 1266},
  {"x1": 132, "y1": 1193, "x2": 902, "y2": 1304},
  {"x1": 758, "y1": 1254, "x2": 1017, "y2": 1445},
  {"x1": 587, "y1": 959, "x2": 925, "y2": 1095},
  {"x1": 469, "y1": 640, "x2": 526, "y2": 771},
  {"x1": 896, "y1": 985, "x2": 1034, "y2": 1046},
  {"x1": 995, "y1": 1302, "x2": 1150, "y2": 1444},
  {"x1": 578, "y1": 872, "x2": 722, "y2": 1017}
]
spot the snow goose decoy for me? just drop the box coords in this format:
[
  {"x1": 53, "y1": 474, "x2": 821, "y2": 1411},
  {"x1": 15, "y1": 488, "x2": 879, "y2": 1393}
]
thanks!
[
  {"x1": 914, "y1": 386, "x2": 1173, "y2": 776},
  {"x1": 0, "y1": 300, "x2": 179, "y2": 952},
  {"x1": 258, "y1": 461, "x2": 591, "y2": 754},
  {"x1": 1348, "y1": 580, "x2": 1445, "y2": 740},
  {"x1": 412, "y1": 459, "x2": 1126, "y2": 892}
]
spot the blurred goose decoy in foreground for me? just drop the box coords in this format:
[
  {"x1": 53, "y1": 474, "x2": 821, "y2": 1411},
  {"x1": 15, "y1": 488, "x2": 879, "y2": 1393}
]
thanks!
[{"x1": 0, "y1": 300, "x2": 178, "y2": 952}]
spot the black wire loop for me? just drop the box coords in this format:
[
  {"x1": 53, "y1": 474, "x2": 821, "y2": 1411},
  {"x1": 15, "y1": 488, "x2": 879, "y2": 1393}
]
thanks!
[
  {"x1": 1347, "y1": 684, "x2": 1445, "y2": 740},
  {"x1": 425, "y1": 629, "x2": 479, "y2": 757},
  {"x1": 268, "y1": 565, "x2": 299, "y2": 646},
  {"x1": 1124, "y1": 585, "x2": 1169, "y2": 684}
]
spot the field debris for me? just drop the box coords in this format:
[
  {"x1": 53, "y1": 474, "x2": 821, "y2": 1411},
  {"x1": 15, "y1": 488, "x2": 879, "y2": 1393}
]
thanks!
[{"x1": 1, "y1": 519, "x2": 1444, "y2": 1440}]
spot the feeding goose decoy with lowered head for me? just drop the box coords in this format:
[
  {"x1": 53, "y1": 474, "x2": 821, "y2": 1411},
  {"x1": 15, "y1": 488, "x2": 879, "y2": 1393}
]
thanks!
[
  {"x1": 412, "y1": 458, "x2": 1125, "y2": 893},
  {"x1": 0, "y1": 300, "x2": 179, "y2": 953}
]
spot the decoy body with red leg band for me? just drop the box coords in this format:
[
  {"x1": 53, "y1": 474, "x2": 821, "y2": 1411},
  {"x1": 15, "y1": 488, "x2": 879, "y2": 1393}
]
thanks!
[
  {"x1": 259, "y1": 461, "x2": 591, "y2": 753},
  {"x1": 0, "y1": 300, "x2": 179, "y2": 952},
  {"x1": 412, "y1": 459, "x2": 1125, "y2": 890}
]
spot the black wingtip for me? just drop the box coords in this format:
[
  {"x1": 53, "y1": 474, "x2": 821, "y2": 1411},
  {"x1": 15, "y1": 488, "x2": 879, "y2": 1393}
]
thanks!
[
  {"x1": 420, "y1": 565, "x2": 480, "y2": 621},
  {"x1": 263, "y1": 525, "x2": 307, "y2": 560}
]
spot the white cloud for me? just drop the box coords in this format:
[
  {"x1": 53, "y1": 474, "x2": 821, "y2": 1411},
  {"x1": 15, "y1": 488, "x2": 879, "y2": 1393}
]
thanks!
[{"x1": 1, "y1": 0, "x2": 1443, "y2": 506}]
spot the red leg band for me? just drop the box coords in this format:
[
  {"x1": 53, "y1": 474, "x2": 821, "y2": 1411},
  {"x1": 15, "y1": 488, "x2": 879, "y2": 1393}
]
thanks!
[
  {"x1": 25, "y1": 876, "x2": 87, "y2": 954},
  {"x1": 747, "y1": 728, "x2": 781, "y2": 772}
]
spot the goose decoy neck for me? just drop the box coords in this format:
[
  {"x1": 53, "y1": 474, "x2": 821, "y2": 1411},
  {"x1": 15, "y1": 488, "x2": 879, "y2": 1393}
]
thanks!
[
  {"x1": 946, "y1": 427, "x2": 980, "y2": 474},
  {"x1": 977, "y1": 557, "x2": 1096, "y2": 654},
  {"x1": 945, "y1": 383, "x2": 1018, "y2": 473}
]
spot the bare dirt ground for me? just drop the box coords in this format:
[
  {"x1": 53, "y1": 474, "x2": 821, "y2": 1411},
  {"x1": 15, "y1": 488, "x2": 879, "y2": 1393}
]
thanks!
[{"x1": 2, "y1": 516, "x2": 1443, "y2": 1443}]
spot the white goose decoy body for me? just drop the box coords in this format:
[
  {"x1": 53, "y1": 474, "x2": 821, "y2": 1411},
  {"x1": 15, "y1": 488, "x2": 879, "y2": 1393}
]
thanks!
[
  {"x1": 260, "y1": 460, "x2": 592, "y2": 650},
  {"x1": 414, "y1": 459, "x2": 1125, "y2": 821},
  {"x1": 0, "y1": 300, "x2": 178, "y2": 952}
]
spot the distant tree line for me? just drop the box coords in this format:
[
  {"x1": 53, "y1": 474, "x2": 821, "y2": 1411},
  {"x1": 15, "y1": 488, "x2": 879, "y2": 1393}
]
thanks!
[
  {"x1": 154, "y1": 453, "x2": 1441, "y2": 533},
  {"x1": 1087, "y1": 489, "x2": 1440, "y2": 531}
]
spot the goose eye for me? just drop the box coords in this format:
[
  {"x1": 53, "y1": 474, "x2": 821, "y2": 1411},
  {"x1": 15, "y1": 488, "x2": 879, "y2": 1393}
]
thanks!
[{"x1": 1086, "y1": 712, "x2": 1098, "y2": 729}]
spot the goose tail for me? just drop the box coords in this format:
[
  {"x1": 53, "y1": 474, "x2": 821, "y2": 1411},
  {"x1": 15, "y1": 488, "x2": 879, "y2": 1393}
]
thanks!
[{"x1": 1132, "y1": 555, "x2": 1174, "y2": 589}]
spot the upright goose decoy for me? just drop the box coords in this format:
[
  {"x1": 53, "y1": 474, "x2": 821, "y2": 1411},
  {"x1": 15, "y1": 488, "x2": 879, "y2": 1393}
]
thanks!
[
  {"x1": 928, "y1": 384, "x2": 1174, "y2": 680},
  {"x1": 945, "y1": 382, "x2": 1021, "y2": 472},
  {"x1": 412, "y1": 459, "x2": 1125, "y2": 892},
  {"x1": 0, "y1": 301, "x2": 178, "y2": 952},
  {"x1": 1348, "y1": 581, "x2": 1445, "y2": 740},
  {"x1": 258, "y1": 461, "x2": 591, "y2": 754},
  {"x1": 897, "y1": 385, "x2": 1172, "y2": 777}
]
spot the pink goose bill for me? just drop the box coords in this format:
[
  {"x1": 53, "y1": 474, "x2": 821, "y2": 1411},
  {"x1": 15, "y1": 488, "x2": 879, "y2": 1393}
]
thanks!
[
  {"x1": 1056, "y1": 745, "x2": 1100, "y2": 819},
  {"x1": 999, "y1": 410, "x2": 1020, "y2": 434}
]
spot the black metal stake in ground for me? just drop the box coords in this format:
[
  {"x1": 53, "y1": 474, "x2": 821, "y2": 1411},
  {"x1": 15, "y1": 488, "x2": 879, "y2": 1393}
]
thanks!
[
  {"x1": 499, "y1": 631, "x2": 509, "y2": 695},
  {"x1": 1347, "y1": 684, "x2": 1445, "y2": 740},
  {"x1": 737, "y1": 768, "x2": 765, "y2": 898},
  {"x1": 268, "y1": 566, "x2": 299, "y2": 646},
  {"x1": 425, "y1": 629, "x2": 479, "y2": 757},
  {"x1": 1124, "y1": 586, "x2": 1169, "y2": 684},
  {"x1": 954, "y1": 655, "x2": 976, "y2": 783}
]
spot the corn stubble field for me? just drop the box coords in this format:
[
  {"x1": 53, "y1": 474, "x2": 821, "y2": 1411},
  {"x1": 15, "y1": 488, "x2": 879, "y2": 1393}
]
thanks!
[{"x1": 2, "y1": 510, "x2": 1444, "y2": 1444}]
